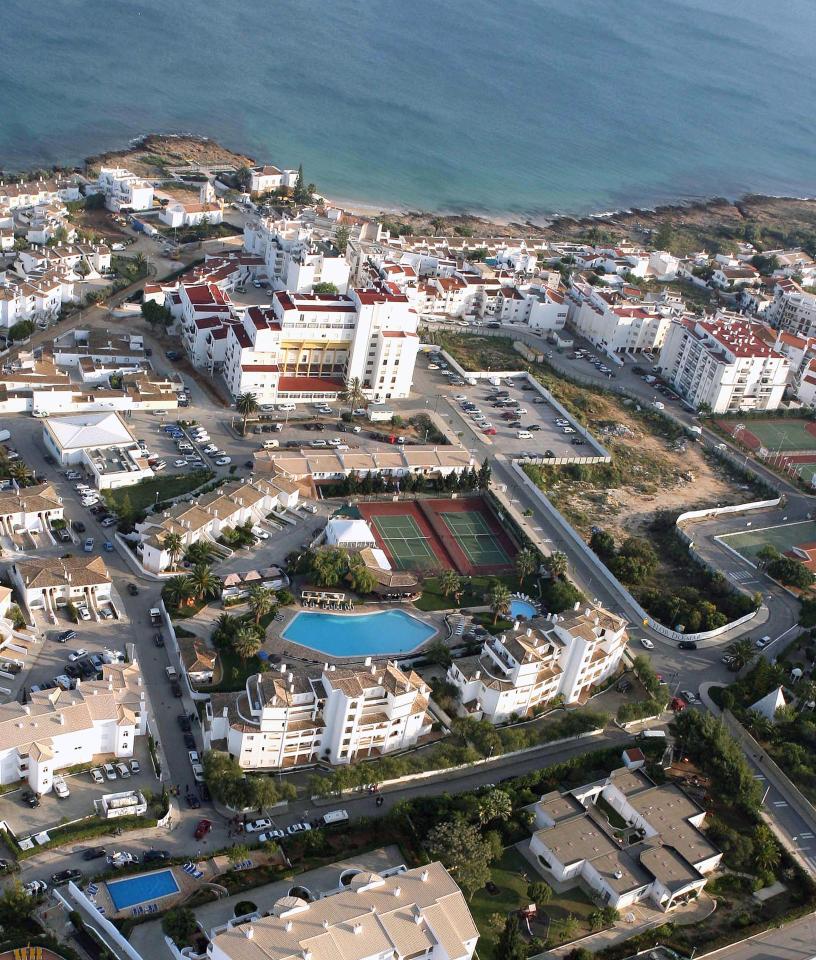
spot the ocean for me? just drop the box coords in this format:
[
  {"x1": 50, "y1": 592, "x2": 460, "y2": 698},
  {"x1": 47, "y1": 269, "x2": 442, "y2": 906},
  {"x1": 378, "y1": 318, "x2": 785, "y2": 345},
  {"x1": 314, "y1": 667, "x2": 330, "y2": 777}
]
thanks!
[{"x1": 2, "y1": 0, "x2": 814, "y2": 219}]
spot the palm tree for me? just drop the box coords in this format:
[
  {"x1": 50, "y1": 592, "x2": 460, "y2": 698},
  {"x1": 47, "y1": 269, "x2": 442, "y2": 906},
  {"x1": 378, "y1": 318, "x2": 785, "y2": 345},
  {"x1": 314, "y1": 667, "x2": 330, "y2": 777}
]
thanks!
[
  {"x1": 162, "y1": 531, "x2": 184, "y2": 571},
  {"x1": 487, "y1": 581, "x2": 512, "y2": 625},
  {"x1": 185, "y1": 541, "x2": 215, "y2": 565},
  {"x1": 235, "y1": 392, "x2": 259, "y2": 435},
  {"x1": 440, "y1": 569, "x2": 462, "y2": 600},
  {"x1": 248, "y1": 585, "x2": 276, "y2": 626},
  {"x1": 341, "y1": 376, "x2": 365, "y2": 414},
  {"x1": 164, "y1": 575, "x2": 194, "y2": 610},
  {"x1": 7, "y1": 461, "x2": 32, "y2": 485},
  {"x1": 543, "y1": 551, "x2": 568, "y2": 580},
  {"x1": 232, "y1": 626, "x2": 262, "y2": 661},
  {"x1": 515, "y1": 548, "x2": 537, "y2": 586},
  {"x1": 213, "y1": 612, "x2": 237, "y2": 645},
  {"x1": 726, "y1": 637, "x2": 755, "y2": 671},
  {"x1": 188, "y1": 563, "x2": 221, "y2": 602}
]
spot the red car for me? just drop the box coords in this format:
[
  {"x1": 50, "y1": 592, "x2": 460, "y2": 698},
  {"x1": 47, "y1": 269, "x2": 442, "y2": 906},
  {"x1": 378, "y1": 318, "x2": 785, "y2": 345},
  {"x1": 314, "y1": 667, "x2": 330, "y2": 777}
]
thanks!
[
  {"x1": 194, "y1": 818, "x2": 212, "y2": 840},
  {"x1": 483, "y1": 427, "x2": 497, "y2": 435},
  {"x1": 670, "y1": 696, "x2": 687, "y2": 712}
]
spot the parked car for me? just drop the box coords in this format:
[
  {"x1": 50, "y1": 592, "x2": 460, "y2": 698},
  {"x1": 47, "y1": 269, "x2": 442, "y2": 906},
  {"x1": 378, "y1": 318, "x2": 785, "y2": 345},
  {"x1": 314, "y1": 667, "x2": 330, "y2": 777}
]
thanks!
[
  {"x1": 142, "y1": 849, "x2": 170, "y2": 864},
  {"x1": 56, "y1": 629, "x2": 77, "y2": 643},
  {"x1": 258, "y1": 829, "x2": 285, "y2": 842},
  {"x1": 130, "y1": 759, "x2": 140, "y2": 775},
  {"x1": 677, "y1": 640, "x2": 698, "y2": 651},
  {"x1": 244, "y1": 818, "x2": 273, "y2": 833},
  {"x1": 51, "y1": 868, "x2": 82, "y2": 885},
  {"x1": 21, "y1": 790, "x2": 40, "y2": 808},
  {"x1": 90, "y1": 767, "x2": 104, "y2": 784},
  {"x1": 68, "y1": 648, "x2": 88, "y2": 662},
  {"x1": 82, "y1": 846, "x2": 107, "y2": 861},
  {"x1": 194, "y1": 818, "x2": 213, "y2": 840},
  {"x1": 286, "y1": 821, "x2": 312, "y2": 836},
  {"x1": 127, "y1": 583, "x2": 139, "y2": 596},
  {"x1": 24, "y1": 880, "x2": 47, "y2": 897},
  {"x1": 103, "y1": 763, "x2": 117, "y2": 780},
  {"x1": 71, "y1": 520, "x2": 86, "y2": 533},
  {"x1": 640, "y1": 638, "x2": 654, "y2": 650},
  {"x1": 83, "y1": 538, "x2": 94, "y2": 552}
]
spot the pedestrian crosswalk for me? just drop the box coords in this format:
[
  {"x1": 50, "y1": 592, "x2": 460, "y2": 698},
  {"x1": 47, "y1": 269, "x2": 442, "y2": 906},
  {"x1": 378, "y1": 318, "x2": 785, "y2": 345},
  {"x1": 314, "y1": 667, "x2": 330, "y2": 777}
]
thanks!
[{"x1": 730, "y1": 570, "x2": 758, "y2": 583}]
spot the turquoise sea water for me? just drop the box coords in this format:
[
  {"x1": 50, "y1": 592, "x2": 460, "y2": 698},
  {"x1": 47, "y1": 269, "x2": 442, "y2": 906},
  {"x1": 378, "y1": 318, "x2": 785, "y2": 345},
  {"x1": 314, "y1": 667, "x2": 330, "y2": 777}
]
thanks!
[
  {"x1": 282, "y1": 610, "x2": 436, "y2": 656},
  {"x1": 2, "y1": 0, "x2": 814, "y2": 217}
]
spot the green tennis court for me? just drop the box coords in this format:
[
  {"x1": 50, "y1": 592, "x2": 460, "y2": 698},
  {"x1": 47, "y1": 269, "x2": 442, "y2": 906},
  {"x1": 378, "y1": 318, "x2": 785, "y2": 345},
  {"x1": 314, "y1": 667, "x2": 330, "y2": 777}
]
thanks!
[
  {"x1": 440, "y1": 511, "x2": 510, "y2": 566},
  {"x1": 740, "y1": 419, "x2": 816, "y2": 452},
  {"x1": 719, "y1": 520, "x2": 816, "y2": 562},
  {"x1": 370, "y1": 514, "x2": 441, "y2": 570}
]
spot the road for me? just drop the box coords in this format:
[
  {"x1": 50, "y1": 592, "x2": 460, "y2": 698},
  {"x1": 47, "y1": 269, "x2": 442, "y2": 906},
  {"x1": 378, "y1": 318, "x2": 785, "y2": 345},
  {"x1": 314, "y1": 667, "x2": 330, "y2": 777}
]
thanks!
[{"x1": 700, "y1": 910, "x2": 816, "y2": 960}]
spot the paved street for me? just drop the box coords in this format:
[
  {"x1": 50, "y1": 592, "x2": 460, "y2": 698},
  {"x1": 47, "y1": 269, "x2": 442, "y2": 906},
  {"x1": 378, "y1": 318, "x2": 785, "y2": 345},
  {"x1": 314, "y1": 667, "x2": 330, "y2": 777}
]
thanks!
[{"x1": 699, "y1": 910, "x2": 816, "y2": 960}]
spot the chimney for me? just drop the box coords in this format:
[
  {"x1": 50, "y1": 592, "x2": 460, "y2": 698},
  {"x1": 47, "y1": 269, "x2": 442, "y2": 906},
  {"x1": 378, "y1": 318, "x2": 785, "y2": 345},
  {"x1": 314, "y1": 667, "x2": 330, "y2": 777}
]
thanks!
[
  {"x1": 244, "y1": 927, "x2": 254, "y2": 940},
  {"x1": 420, "y1": 869, "x2": 429, "y2": 882},
  {"x1": 353, "y1": 923, "x2": 363, "y2": 935},
  {"x1": 322, "y1": 920, "x2": 329, "y2": 930},
  {"x1": 285, "y1": 921, "x2": 293, "y2": 933},
  {"x1": 392, "y1": 886, "x2": 401, "y2": 898},
  {"x1": 364, "y1": 656, "x2": 372, "y2": 667}
]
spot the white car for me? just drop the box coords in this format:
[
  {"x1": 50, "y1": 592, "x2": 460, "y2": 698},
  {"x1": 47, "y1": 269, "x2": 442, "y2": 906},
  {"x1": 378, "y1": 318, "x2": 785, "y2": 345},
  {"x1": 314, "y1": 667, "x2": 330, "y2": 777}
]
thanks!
[
  {"x1": 115, "y1": 762, "x2": 131, "y2": 778},
  {"x1": 53, "y1": 776, "x2": 70, "y2": 799},
  {"x1": 192, "y1": 762, "x2": 205, "y2": 783},
  {"x1": 81, "y1": 497, "x2": 99, "y2": 507},
  {"x1": 103, "y1": 763, "x2": 117, "y2": 781},
  {"x1": 286, "y1": 821, "x2": 312, "y2": 835},
  {"x1": 192, "y1": 433, "x2": 209, "y2": 442},
  {"x1": 328, "y1": 437, "x2": 342, "y2": 447},
  {"x1": 188, "y1": 750, "x2": 201, "y2": 765},
  {"x1": 244, "y1": 818, "x2": 273, "y2": 833},
  {"x1": 203, "y1": 445, "x2": 218, "y2": 455},
  {"x1": 68, "y1": 649, "x2": 88, "y2": 662},
  {"x1": 640, "y1": 638, "x2": 654, "y2": 650},
  {"x1": 251, "y1": 526, "x2": 269, "y2": 540},
  {"x1": 24, "y1": 880, "x2": 47, "y2": 897},
  {"x1": 215, "y1": 457, "x2": 232, "y2": 465},
  {"x1": 129, "y1": 759, "x2": 140, "y2": 774},
  {"x1": 174, "y1": 459, "x2": 189, "y2": 467},
  {"x1": 517, "y1": 431, "x2": 532, "y2": 440},
  {"x1": 76, "y1": 605, "x2": 91, "y2": 621},
  {"x1": 453, "y1": 394, "x2": 467, "y2": 402},
  {"x1": 90, "y1": 767, "x2": 104, "y2": 784},
  {"x1": 258, "y1": 829, "x2": 285, "y2": 842}
]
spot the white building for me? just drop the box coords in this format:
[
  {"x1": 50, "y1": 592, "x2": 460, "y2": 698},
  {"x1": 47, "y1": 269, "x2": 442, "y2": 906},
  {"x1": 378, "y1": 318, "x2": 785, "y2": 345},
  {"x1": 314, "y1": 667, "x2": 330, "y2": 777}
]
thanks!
[
  {"x1": 447, "y1": 607, "x2": 628, "y2": 723},
  {"x1": 0, "y1": 657, "x2": 146, "y2": 795},
  {"x1": 158, "y1": 185, "x2": 224, "y2": 228},
  {"x1": 0, "y1": 272, "x2": 76, "y2": 330},
  {"x1": 494, "y1": 283, "x2": 568, "y2": 331},
  {"x1": 248, "y1": 165, "x2": 299, "y2": 194},
  {"x1": 204, "y1": 862, "x2": 478, "y2": 960},
  {"x1": 223, "y1": 287, "x2": 419, "y2": 404},
  {"x1": 567, "y1": 284, "x2": 681, "y2": 355},
  {"x1": 207, "y1": 659, "x2": 433, "y2": 769},
  {"x1": 134, "y1": 477, "x2": 299, "y2": 574},
  {"x1": 9, "y1": 554, "x2": 112, "y2": 620},
  {"x1": 324, "y1": 518, "x2": 377, "y2": 549},
  {"x1": 530, "y1": 766, "x2": 721, "y2": 912},
  {"x1": 42, "y1": 411, "x2": 154, "y2": 489},
  {"x1": 0, "y1": 482, "x2": 63, "y2": 540},
  {"x1": 0, "y1": 178, "x2": 80, "y2": 211},
  {"x1": 244, "y1": 216, "x2": 351, "y2": 293},
  {"x1": 658, "y1": 314, "x2": 789, "y2": 413},
  {"x1": 96, "y1": 167, "x2": 154, "y2": 213},
  {"x1": 767, "y1": 280, "x2": 816, "y2": 339}
]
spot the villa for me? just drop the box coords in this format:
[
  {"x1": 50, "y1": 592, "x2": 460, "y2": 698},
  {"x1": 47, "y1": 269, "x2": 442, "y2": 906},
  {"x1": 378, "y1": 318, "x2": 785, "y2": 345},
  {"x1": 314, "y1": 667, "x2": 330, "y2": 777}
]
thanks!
[
  {"x1": 0, "y1": 656, "x2": 147, "y2": 795},
  {"x1": 447, "y1": 607, "x2": 628, "y2": 723},
  {"x1": 96, "y1": 167, "x2": 154, "y2": 213},
  {"x1": 0, "y1": 482, "x2": 63, "y2": 540},
  {"x1": 205, "y1": 658, "x2": 433, "y2": 769},
  {"x1": 199, "y1": 862, "x2": 478, "y2": 960},
  {"x1": 529, "y1": 765, "x2": 721, "y2": 912},
  {"x1": 8, "y1": 554, "x2": 112, "y2": 620}
]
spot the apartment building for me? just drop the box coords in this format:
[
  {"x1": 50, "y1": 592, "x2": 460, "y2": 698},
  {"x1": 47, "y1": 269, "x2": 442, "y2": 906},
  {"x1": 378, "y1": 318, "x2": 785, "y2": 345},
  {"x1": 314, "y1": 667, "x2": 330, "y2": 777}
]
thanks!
[
  {"x1": 0, "y1": 271, "x2": 76, "y2": 330},
  {"x1": 96, "y1": 167, "x2": 154, "y2": 212},
  {"x1": 567, "y1": 284, "x2": 681, "y2": 355},
  {"x1": 0, "y1": 178, "x2": 80, "y2": 211},
  {"x1": 658, "y1": 314, "x2": 789, "y2": 413},
  {"x1": 134, "y1": 477, "x2": 299, "y2": 574},
  {"x1": 8, "y1": 554, "x2": 111, "y2": 620},
  {"x1": 530, "y1": 766, "x2": 721, "y2": 911},
  {"x1": 494, "y1": 283, "x2": 568, "y2": 331},
  {"x1": 158, "y1": 184, "x2": 224, "y2": 228},
  {"x1": 711, "y1": 265, "x2": 761, "y2": 290},
  {"x1": 203, "y1": 862, "x2": 478, "y2": 960},
  {"x1": 767, "y1": 280, "x2": 816, "y2": 338},
  {"x1": 0, "y1": 482, "x2": 63, "y2": 540},
  {"x1": 0, "y1": 658, "x2": 147, "y2": 795},
  {"x1": 447, "y1": 607, "x2": 628, "y2": 723},
  {"x1": 206, "y1": 658, "x2": 433, "y2": 769},
  {"x1": 223, "y1": 286, "x2": 418, "y2": 404},
  {"x1": 244, "y1": 215, "x2": 350, "y2": 293},
  {"x1": 18, "y1": 243, "x2": 111, "y2": 277}
]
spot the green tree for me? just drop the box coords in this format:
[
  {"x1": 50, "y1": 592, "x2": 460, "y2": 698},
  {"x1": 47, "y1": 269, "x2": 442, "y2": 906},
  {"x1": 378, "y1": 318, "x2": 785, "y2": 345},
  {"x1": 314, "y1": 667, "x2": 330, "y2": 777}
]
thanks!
[
  {"x1": 478, "y1": 789, "x2": 513, "y2": 824},
  {"x1": 725, "y1": 637, "x2": 755, "y2": 671},
  {"x1": 515, "y1": 547, "x2": 538, "y2": 586},
  {"x1": 425, "y1": 820, "x2": 499, "y2": 899},
  {"x1": 228, "y1": 844, "x2": 250, "y2": 866},
  {"x1": 487, "y1": 581, "x2": 512, "y2": 624},
  {"x1": 425, "y1": 637, "x2": 453, "y2": 668},
  {"x1": 163, "y1": 575, "x2": 195, "y2": 609},
  {"x1": 313, "y1": 282, "x2": 339, "y2": 295},
  {"x1": 334, "y1": 225, "x2": 350, "y2": 254},
  {"x1": 589, "y1": 528, "x2": 616, "y2": 560},
  {"x1": 495, "y1": 914, "x2": 526, "y2": 960},
  {"x1": 188, "y1": 563, "x2": 221, "y2": 601},
  {"x1": 236, "y1": 392, "x2": 259, "y2": 435},
  {"x1": 250, "y1": 774, "x2": 296, "y2": 811},
  {"x1": 342, "y1": 376, "x2": 366, "y2": 414},
  {"x1": 248, "y1": 585, "x2": 276, "y2": 625},
  {"x1": 655, "y1": 220, "x2": 675, "y2": 251},
  {"x1": 232, "y1": 626, "x2": 262, "y2": 661},
  {"x1": 0, "y1": 881, "x2": 37, "y2": 924},
  {"x1": 527, "y1": 881, "x2": 553, "y2": 906},
  {"x1": 8, "y1": 319, "x2": 35, "y2": 341},
  {"x1": 203, "y1": 750, "x2": 252, "y2": 807},
  {"x1": 477, "y1": 458, "x2": 492, "y2": 490},
  {"x1": 161, "y1": 531, "x2": 184, "y2": 570},
  {"x1": 7, "y1": 460, "x2": 32, "y2": 485},
  {"x1": 162, "y1": 907, "x2": 198, "y2": 947},
  {"x1": 141, "y1": 299, "x2": 173, "y2": 327},
  {"x1": 767, "y1": 555, "x2": 814, "y2": 589},
  {"x1": 440, "y1": 568, "x2": 463, "y2": 600},
  {"x1": 349, "y1": 565, "x2": 377, "y2": 595},
  {"x1": 753, "y1": 823, "x2": 781, "y2": 875},
  {"x1": 543, "y1": 551, "x2": 568, "y2": 580}
]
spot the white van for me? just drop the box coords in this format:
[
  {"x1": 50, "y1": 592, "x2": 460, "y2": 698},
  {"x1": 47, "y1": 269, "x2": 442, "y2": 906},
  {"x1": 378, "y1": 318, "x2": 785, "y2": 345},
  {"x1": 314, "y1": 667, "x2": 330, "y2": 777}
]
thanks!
[
  {"x1": 637, "y1": 730, "x2": 667, "y2": 740},
  {"x1": 517, "y1": 430, "x2": 533, "y2": 440},
  {"x1": 262, "y1": 439, "x2": 280, "y2": 450},
  {"x1": 277, "y1": 402, "x2": 296, "y2": 412}
]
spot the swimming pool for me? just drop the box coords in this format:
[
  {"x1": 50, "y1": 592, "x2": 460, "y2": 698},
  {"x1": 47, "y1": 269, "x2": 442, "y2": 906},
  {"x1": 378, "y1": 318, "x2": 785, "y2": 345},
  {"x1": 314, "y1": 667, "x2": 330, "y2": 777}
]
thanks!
[
  {"x1": 282, "y1": 610, "x2": 436, "y2": 657},
  {"x1": 510, "y1": 599, "x2": 538, "y2": 620},
  {"x1": 106, "y1": 869, "x2": 180, "y2": 910}
]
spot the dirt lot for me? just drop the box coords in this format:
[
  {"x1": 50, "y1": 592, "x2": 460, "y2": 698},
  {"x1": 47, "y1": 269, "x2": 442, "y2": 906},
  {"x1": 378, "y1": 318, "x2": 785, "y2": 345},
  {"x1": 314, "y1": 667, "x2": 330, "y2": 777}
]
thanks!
[{"x1": 84, "y1": 134, "x2": 254, "y2": 178}]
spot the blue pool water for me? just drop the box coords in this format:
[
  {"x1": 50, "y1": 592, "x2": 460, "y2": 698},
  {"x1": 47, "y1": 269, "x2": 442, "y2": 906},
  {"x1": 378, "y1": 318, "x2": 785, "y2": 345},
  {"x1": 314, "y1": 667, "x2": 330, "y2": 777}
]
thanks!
[
  {"x1": 511, "y1": 599, "x2": 538, "y2": 620},
  {"x1": 106, "y1": 869, "x2": 179, "y2": 910},
  {"x1": 282, "y1": 610, "x2": 436, "y2": 657}
]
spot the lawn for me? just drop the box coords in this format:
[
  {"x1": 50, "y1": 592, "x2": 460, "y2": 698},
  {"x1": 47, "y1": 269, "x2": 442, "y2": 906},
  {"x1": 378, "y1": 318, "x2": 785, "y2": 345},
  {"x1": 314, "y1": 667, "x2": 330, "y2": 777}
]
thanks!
[
  {"x1": 469, "y1": 847, "x2": 597, "y2": 959},
  {"x1": 719, "y1": 520, "x2": 816, "y2": 563},
  {"x1": 103, "y1": 469, "x2": 212, "y2": 514},
  {"x1": 414, "y1": 573, "x2": 528, "y2": 612}
]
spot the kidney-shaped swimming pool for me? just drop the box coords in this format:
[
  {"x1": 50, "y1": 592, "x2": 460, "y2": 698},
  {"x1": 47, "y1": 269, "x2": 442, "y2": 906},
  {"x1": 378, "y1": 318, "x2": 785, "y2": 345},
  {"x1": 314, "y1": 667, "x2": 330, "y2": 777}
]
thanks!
[{"x1": 282, "y1": 609, "x2": 436, "y2": 657}]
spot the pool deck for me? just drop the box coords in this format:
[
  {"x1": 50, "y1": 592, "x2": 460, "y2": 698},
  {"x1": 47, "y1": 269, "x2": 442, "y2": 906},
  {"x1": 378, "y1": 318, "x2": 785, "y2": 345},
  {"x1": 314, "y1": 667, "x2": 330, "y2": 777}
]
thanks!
[{"x1": 264, "y1": 603, "x2": 448, "y2": 666}]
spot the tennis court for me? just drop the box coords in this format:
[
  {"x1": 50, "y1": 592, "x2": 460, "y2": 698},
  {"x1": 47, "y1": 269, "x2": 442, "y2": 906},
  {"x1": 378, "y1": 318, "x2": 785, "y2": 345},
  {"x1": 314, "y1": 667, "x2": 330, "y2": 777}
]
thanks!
[
  {"x1": 720, "y1": 418, "x2": 816, "y2": 452},
  {"x1": 719, "y1": 520, "x2": 816, "y2": 563},
  {"x1": 440, "y1": 510, "x2": 510, "y2": 566},
  {"x1": 369, "y1": 513, "x2": 441, "y2": 570}
]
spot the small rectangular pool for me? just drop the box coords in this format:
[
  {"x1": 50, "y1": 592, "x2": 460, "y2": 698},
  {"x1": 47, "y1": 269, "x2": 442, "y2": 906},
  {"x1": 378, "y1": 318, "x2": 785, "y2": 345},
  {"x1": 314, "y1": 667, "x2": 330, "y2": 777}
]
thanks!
[{"x1": 106, "y1": 868, "x2": 180, "y2": 910}]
